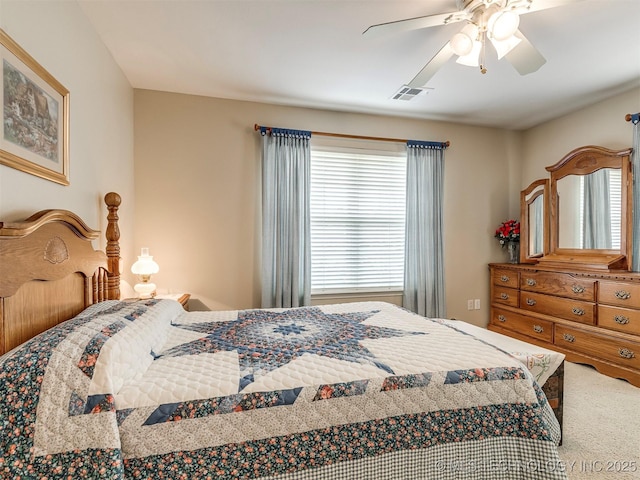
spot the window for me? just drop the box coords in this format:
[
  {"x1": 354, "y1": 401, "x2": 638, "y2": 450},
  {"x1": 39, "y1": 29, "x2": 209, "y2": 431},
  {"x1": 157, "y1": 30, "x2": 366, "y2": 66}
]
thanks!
[{"x1": 310, "y1": 146, "x2": 406, "y2": 293}]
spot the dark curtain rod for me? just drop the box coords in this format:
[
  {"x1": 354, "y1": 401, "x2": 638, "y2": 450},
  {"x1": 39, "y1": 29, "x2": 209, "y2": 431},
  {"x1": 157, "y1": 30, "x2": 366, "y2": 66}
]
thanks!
[
  {"x1": 625, "y1": 113, "x2": 639, "y2": 123},
  {"x1": 254, "y1": 124, "x2": 450, "y2": 148}
]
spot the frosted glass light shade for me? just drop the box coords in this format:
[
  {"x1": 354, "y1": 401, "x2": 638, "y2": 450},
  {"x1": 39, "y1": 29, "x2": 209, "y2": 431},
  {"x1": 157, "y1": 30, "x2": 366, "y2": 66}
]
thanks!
[
  {"x1": 450, "y1": 24, "x2": 479, "y2": 57},
  {"x1": 450, "y1": 32, "x2": 474, "y2": 56},
  {"x1": 488, "y1": 10, "x2": 519, "y2": 41},
  {"x1": 131, "y1": 247, "x2": 160, "y2": 275},
  {"x1": 456, "y1": 40, "x2": 482, "y2": 67},
  {"x1": 131, "y1": 247, "x2": 159, "y2": 299}
]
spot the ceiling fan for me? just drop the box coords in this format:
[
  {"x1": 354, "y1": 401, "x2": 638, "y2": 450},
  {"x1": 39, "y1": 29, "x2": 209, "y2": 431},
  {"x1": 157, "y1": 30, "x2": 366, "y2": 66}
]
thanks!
[{"x1": 364, "y1": 0, "x2": 581, "y2": 89}]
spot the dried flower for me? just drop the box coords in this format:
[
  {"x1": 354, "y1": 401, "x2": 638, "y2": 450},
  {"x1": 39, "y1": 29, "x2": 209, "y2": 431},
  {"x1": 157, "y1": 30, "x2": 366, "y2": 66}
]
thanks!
[{"x1": 495, "y1": 219, "x2": 520, "y2": 247}]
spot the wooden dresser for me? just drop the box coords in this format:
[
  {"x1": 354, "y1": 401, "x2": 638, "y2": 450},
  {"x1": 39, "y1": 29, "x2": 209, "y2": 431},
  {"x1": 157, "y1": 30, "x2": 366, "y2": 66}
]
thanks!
[{"x1": 489, "y1": 263, "x2": 640, "y2": 387}]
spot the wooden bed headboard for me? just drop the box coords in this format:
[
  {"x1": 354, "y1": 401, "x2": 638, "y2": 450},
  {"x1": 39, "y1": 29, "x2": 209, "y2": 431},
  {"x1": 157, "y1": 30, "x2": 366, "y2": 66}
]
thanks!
[{"x1": 0, "y1": 192, "x2": 121, "y2": 355}]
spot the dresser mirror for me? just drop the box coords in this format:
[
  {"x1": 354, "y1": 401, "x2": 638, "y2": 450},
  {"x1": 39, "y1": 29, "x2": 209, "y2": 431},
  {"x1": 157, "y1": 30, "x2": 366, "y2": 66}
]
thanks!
[
  {"x1": 531, "y1": 145, "x2": 633, "y2": 270},
  {"x1": 520, "y1": 179, "x2": 548, "y2": 263}
]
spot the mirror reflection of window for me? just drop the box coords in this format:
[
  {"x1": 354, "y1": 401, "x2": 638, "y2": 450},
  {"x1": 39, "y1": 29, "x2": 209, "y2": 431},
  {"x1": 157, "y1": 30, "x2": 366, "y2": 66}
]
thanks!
[
  {"x1": 608, "y1": 169, "x2": 622, "y2": 248},
  {"x1": 529, "y1": 195, "x2": 544, "y2": 256},
  {"x1": 557, "y1": 175, "x2": 582, "y2": 248},
  {"x1": 582, "y1": 169, "x2": 609, "y2": 249},
  {"x1": 557, "y1": 168, "x2": 622, "y2": 249}
]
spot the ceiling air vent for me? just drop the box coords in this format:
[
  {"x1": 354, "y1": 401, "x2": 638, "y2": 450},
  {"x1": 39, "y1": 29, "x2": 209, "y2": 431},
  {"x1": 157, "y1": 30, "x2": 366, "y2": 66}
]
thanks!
[{"x1": 392, "y1": 85, "x2": 431, "y2": 101}]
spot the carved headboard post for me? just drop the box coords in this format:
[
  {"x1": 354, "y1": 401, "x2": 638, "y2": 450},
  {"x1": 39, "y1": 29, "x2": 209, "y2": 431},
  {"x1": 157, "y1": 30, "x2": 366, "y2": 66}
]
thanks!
[{"x1": 104, "y1": 192, "x2": 121, "y2": 300}]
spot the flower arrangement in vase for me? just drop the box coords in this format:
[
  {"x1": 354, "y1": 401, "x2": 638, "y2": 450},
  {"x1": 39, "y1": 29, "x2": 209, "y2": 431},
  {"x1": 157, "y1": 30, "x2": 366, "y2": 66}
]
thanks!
[{"x1": 495, "y1": 219, "x2": 520, "y2": 263}]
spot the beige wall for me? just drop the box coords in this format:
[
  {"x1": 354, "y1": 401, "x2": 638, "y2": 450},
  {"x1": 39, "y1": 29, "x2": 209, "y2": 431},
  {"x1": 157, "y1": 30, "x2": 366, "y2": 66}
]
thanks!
[
  {"x1": 0, "y1": 1, "x2": 135, "y2": 269},
  {"x1": 134, "y1": 89, "x2": 519, "y2": 324},
  {"x1": 521, "y1": 87, "x2": 640, "y2": 187}
]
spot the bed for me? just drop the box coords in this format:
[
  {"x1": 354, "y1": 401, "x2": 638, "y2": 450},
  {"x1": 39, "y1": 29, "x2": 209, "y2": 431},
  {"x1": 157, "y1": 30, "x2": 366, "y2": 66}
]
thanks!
[{"x1": 0, "y1": 194, "x2": 567, "y2": 479}]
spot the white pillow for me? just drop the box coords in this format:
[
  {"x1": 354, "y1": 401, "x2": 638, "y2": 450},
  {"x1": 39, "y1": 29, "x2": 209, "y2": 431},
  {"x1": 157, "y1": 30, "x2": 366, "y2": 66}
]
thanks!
[{"x1": 87, "y1": 299, "x2": 185, "y2": 396}]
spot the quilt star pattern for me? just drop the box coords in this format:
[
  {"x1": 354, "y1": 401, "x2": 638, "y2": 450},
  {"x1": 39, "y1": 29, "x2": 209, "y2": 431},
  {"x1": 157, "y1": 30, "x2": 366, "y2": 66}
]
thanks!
[{"x1": 160, "y1": 307, "x2": 426, "y2": 391}]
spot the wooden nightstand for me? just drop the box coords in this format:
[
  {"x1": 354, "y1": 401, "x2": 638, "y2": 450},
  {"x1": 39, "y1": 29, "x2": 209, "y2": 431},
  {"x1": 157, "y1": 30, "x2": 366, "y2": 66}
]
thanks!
[{"x1": 156, "y1": 293, "x2": 191, "y2": 311}]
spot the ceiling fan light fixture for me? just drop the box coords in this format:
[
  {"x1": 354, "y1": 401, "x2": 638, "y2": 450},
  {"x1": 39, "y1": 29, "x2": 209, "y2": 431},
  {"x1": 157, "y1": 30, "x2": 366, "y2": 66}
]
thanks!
[
  {"x1": 450, "y1": 23, "x2": 479, "y2": 57},
  {"x1": 488, "y1": 10, "x2": 520, "y2": 41},
  {"x1": 450, "y1": 32, "x2": 473, "y2": 56},
  {"x1": 455, "y1": 39, "x2": 482, "y2": 67},
  {"x1": 490, "y1": 34, "x2": 522, "y2": 59}
]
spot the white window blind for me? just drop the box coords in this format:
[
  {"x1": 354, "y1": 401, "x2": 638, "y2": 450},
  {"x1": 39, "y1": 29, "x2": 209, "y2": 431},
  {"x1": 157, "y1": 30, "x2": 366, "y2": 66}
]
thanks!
[
  {"x1": 609, "y1": 169, "x2": 622, "y2": 248},
  {"x1": 578, "y1": 169, "x2": 622, "y2": 248},
  {"x1": 310, "y1": 148, "x2": 406, "y2": 293}
]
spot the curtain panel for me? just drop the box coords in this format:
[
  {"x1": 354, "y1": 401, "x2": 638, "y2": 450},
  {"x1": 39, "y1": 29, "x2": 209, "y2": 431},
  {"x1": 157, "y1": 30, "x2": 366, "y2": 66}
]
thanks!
[
  {"x1": 632, "y1": 116, "x2": 640, "y2": 272},
  {"x1": 261, "y1": 128, "x2": 312, "y2": 308},
  {"x1": 403, "y1": 141, "x2": 446, "y2": 317}
]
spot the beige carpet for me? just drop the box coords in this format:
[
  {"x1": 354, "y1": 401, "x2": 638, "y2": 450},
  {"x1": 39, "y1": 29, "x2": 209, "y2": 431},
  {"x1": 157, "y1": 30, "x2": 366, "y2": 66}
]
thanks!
[{"x1": 557, "y1": 362, "x2": 640, "y2": 479}]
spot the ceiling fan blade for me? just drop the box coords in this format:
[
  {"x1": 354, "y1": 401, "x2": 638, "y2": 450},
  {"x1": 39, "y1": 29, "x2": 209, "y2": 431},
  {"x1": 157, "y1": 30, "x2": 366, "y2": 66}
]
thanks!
[
  {"x1": 363, "y1": 10, "x2": 470, "y2": 37},
  {"x1": 407, "y1": 42, "x2": 455, "y2": 88},
  {"x1": 516, "y1": 0, "x2": 585, "y2": 15},
  {"x1": 504, "y1": 30, "x2": 546, "y2": 75}
]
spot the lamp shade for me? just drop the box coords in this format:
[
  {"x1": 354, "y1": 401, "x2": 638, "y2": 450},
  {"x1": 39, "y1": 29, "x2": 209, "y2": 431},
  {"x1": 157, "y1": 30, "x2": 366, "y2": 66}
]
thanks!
[{"x1": 131, "y1": 247, "x2": 159, "y2": 276}]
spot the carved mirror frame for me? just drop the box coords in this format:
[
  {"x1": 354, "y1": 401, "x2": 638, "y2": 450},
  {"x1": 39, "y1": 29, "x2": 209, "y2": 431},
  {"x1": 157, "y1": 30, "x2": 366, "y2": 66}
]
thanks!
[
  {"x1": 536, "y1": 145, "x2": 633, "y2": 271},
  {"x1": 520, "y1": 179, "x2": 549, "y2": 264}
]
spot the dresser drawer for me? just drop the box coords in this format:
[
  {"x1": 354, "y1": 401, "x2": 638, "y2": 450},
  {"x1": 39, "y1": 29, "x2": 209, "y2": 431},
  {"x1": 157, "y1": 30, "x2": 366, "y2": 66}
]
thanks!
[
  {"x1": 491, "y1": 307, "x2": 553, "y2": 343},
  {"x1": 598, "y1": 280, "x2": 640, "y2": 309},
  {"x1": 492, "y1": 268, "x2": 519, "y2": 288},
  {"x1": 520, "y1": 291, "x2": 595, "y2": 325},
  {"x1": 520, "y1": 271, "x2": 595, "y2": 301},
  {"x1": 555, "y1": 325, "x2": 640, "y2": 370},
  {"x1": 598, "y1": 305, "x2": 640, "y2": 336},
  {"x1": 492, "y1": 286, "x2": 519, "y2": 307}
]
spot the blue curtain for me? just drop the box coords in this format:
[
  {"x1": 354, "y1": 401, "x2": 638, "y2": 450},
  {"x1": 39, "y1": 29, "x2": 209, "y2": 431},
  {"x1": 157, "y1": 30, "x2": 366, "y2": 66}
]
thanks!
[
  {"x1": 632, "y1": 114, "x2": 640, "y2": 271},
  {"x1": 583, "y1": 169, "x2": 611, "y2": 249},
  {"x1": 260, "y1": 127, "x2": 312, "y2": 308},
  {"x1": 403, "y1": 141, "x2": 446, "y2": 317}
]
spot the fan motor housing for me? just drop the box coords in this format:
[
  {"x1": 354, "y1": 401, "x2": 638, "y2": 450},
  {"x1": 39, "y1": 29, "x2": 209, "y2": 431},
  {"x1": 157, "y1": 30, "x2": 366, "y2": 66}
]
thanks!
[{"x1": 457, "y1": 0, "x2": 505, "y2": 12}]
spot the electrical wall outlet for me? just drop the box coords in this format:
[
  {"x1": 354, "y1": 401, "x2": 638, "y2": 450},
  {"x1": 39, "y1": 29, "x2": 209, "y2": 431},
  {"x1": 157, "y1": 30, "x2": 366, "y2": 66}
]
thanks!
[
  {"x1": 467, "y1": 299, "x2": 474, "y2": 310},
  {"x1": 474, "y1": 299, "x2": 481, "y2": 310}
]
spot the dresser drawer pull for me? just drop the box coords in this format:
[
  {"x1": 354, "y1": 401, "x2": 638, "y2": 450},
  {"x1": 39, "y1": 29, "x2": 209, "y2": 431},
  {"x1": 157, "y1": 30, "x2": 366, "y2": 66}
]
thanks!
[
  {"x1": 618, "y1": 348, "x2": 635, "y2": 359},
  {"x1": 615, "y1": 290, "x2": 631, "y2": 300},
  {"x1": 533, "y1": 325, "x2": 544, "y2": 333},
  {"x1": 572, "y1": 285, "x2": 585, "y2": 294},
  {"x1": 500, "y1": 293, "x2": 510, "y2": 300},
  {"x1": 572, "y1": 307, "x2": 585, "y2": 316},
  {"x1": 526, "y1": 298, "x2": 536, "y2": 306},
  {"x1": 562, "y1": 333, "x2": 575, "y2": 343},
  {"x1": 526, "y1": 278, "x2": 537, "y2": 286},
  {"x1": 614, "y1": 315, "x2": 630, "y2": 325},
  {"x1": 500, "y1": 275, "x2": 510, "y2": 283},
  {"x1": 498, "y1": 315, "x2": 506, "y2": 322}
]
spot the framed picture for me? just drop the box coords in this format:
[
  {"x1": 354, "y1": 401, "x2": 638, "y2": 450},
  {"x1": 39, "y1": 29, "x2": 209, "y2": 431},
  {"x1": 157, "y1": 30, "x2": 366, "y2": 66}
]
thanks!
[{"x1": 0, "y1": 29, "x2": 69, "y2": 185}]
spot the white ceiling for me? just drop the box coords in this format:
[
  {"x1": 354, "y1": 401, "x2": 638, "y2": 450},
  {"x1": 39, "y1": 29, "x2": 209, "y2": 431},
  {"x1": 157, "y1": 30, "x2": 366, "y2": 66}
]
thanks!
[{"x1": 79, "y1": 0, "x2": 640, "y2": 130}]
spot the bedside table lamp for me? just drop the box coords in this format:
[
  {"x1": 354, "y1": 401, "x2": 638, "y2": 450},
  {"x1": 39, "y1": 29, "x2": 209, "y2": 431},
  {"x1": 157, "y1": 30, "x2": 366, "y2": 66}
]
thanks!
[{"x1": 131, "y1": 247, "x2": 160, "y2": 299}]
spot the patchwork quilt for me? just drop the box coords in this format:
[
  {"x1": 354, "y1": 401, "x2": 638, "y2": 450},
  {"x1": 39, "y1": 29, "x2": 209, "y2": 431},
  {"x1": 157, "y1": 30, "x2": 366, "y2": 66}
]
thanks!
[{"x1": 0, "y1": 300, "x2": 566, "y2": 479}]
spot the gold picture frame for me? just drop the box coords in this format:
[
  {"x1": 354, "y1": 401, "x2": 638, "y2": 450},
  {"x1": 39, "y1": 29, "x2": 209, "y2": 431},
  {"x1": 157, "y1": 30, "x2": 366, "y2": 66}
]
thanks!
[{"x1": 0, "y1": 29, "x2": 69, "y2": 185}]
